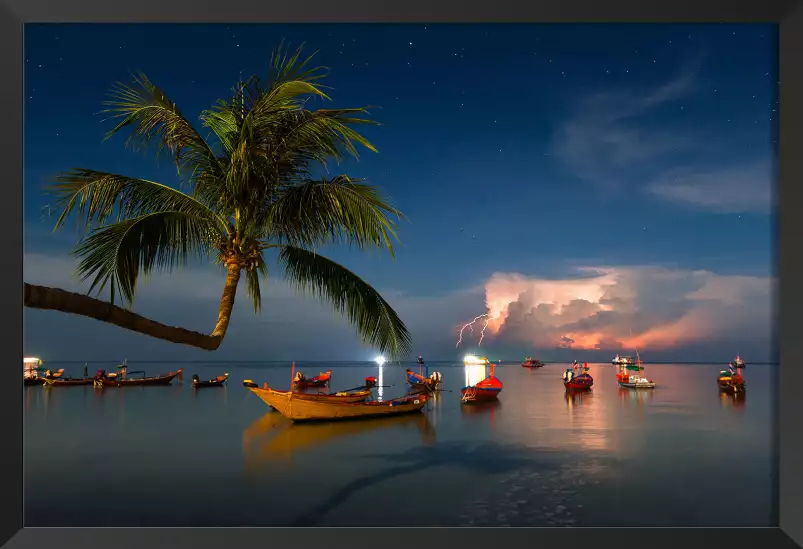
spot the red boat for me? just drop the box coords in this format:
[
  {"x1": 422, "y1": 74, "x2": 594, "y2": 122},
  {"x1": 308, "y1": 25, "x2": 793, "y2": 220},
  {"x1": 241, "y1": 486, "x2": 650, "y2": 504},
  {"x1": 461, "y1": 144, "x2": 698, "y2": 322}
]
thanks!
[
  {"x1": 717, "y1": 367, "x2": 746, "y2": 395},
  {"x1": 563, "y1": 362, "x2": 593, "y2": 390},
  {"x1": 521, "y1": 356, "x2": 544, "y2": 368},
  {"x1": 461, "y1": 363, "x2": 503, "y2": 403},
  {"x1": 293, "y1": 369, "x2": 332, "y2": 389}
]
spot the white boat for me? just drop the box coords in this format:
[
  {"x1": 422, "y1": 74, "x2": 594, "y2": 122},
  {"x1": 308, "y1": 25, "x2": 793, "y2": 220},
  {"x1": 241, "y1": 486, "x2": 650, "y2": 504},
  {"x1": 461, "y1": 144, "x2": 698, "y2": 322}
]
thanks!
[
  {"x1": 612, "y1": 354, "x2": 635, "y2": 365},
  {"x1": 463, "y1": 354, "x2": 489, "y2": 367},
  {"x1": 618, "y1": 374, "x2": 656, "y2": 389}
]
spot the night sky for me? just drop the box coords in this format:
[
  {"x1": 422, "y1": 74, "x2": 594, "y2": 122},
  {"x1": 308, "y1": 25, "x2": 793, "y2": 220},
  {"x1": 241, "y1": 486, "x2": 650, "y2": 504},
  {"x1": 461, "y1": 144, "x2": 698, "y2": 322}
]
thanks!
[{"x1": 23, "y1": 24, "x2": 776, "y2": 362}]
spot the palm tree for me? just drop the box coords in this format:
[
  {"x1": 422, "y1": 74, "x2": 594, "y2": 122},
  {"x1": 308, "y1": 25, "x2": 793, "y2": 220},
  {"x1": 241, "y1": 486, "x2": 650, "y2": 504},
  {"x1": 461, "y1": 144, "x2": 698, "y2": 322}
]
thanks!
[{"x1": 23, "y1": 44, "x2": 412, "y2": 359}]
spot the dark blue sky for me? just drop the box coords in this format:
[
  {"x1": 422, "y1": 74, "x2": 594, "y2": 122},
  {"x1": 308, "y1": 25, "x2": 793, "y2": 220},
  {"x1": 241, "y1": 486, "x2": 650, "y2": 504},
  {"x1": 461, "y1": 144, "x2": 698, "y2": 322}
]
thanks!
[{"x1": 23, "y1": 24, "x2": 776, "y2": 362}]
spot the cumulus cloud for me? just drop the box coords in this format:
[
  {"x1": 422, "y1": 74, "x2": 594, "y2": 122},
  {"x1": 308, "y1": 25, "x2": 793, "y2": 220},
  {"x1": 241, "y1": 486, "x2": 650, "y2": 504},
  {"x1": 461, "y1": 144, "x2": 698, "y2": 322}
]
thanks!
[
  {"x1": 645, "y1": 159, "x2": 773, "y2": 214},
  {"x1": 475, "y1": 266, "x2": 774, "y2": 359}
]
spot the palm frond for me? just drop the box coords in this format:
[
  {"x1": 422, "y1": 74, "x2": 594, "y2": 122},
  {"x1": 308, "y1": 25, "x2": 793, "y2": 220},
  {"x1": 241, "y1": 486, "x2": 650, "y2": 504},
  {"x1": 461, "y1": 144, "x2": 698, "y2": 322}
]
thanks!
[
  {"x1": 72, "y1": 211, "x2": 223, "y2": 306},
  {"x1": 277, "y1": 246, "x2": 411, "y2": 359},
  {"x1": 264, "y1": 176, "x2": 402, "y2": 256},
  {"x1": 101, "y1": 71, "x2": 218, "y2": 174},
  {"x1": 244, "y1": 258, "x2": 269, "y2": 313},
  {"x1": 47, "y1": 169, "x2": 229, "y2": 233}
]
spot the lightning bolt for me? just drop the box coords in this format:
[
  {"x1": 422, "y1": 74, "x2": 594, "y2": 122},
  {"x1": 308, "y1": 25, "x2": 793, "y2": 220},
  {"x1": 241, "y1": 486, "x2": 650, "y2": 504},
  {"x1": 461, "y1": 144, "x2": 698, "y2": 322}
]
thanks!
[{"x1": 456, "y1": 313, "x2": 491, "y2": 348}]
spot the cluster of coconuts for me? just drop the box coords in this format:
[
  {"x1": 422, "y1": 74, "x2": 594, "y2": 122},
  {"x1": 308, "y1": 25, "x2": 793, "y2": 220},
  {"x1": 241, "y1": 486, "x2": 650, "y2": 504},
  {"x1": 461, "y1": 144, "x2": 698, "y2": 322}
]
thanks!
[{"x1": 216, "y1": 231, "x2": 262, "y2": 271}]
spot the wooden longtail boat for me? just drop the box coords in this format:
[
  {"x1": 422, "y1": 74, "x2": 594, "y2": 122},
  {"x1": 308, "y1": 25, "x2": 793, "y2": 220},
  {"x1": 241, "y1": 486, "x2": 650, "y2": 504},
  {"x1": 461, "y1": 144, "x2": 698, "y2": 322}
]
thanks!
[
  {"x1": 563, "y1": 362, "x2": 594, "y2": 390},
  {"x1": 292, "y1": 370, "x2": 332, "y2": 389},
  {"x1": 521, "y1": 356, "x2": 544, "y2": 368},
  {"x1": 245, "y1": 380, "x2": 374, "y2": 404},
  {"x1": 243, "y1": 381, "x2": 428, "y2": 422},
  {"x1": 717, "y1": 367, "x2": 746, "y2": 394},
  {"x1": 94, "y1": 368, "x2": 183, "y2": 387},
  {"x1": 192, "y1": 373, "x2": 229, "y2": 388},
  {"x1": 461, "y1": 362, "x2": 503, "y2": 403},
  {"x1": 43, "y1": 376, "x2": 95, "y2": 387},
  {"x1": 405, "y1": 368, "x2": 442, "y2": 393}
]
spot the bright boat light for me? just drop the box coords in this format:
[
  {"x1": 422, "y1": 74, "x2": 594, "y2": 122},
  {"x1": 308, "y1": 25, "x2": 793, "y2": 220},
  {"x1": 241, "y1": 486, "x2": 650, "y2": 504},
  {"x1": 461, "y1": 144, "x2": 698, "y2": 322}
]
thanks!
[{"x1": 375, "y1": 356, "x2": 386, "y2": 366}]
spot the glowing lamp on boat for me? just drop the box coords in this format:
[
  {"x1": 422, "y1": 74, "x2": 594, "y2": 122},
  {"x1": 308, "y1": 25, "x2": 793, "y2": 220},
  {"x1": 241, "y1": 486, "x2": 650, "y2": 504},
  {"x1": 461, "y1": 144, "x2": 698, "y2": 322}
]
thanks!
[
  {"x1": 374, "y1": 356, "x2": 386, "y2": 366},
  {"x1": 463, "y1": 354, "x2": 488, "y2": 366}
]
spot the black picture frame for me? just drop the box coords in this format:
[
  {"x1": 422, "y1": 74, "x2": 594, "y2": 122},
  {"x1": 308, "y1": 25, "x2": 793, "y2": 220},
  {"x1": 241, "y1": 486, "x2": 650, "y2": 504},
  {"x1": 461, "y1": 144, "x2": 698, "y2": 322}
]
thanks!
[{"x1": 3, "y1": 0, "x2": 801, "y2": 547}]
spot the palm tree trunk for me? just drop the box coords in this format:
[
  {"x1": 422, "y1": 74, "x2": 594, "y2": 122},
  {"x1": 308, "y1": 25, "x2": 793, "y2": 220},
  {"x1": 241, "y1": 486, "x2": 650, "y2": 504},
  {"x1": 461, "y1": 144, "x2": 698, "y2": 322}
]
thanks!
[
  {"x1": 23, "y1": 268, "x2": 242, "y2": 351},
  {"x1": 212, "y1": 264, "x2": 241, "y2": 338}
]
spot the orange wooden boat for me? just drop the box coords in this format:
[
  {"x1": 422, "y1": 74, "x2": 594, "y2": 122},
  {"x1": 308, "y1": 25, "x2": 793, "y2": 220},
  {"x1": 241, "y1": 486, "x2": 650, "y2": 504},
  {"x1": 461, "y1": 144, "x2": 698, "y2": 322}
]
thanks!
[{"x1": 243, "y1": 381, "x2": 428, "y2": 422}]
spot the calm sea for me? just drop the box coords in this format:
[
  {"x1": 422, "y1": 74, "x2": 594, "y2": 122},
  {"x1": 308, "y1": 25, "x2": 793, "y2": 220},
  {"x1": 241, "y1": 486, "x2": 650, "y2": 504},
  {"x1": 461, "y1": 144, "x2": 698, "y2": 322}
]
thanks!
[{"x1": 23, "y1": 361, "x2": 776, "y2": 527}]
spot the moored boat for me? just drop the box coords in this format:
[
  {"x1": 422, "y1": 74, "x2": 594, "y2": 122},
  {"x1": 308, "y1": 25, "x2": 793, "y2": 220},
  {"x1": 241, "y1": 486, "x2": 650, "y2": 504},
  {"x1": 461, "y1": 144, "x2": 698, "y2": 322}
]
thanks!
[
  {"x1": 292, "y1": 369, "x2": 332, "y2": 389},
  {"x1": 460, "y1": 362, "x2": 503, "y2": 403},
  {"x1": 43, "y1": 376, "x2": 95, "y2": 387},
  {"x1": 192, "y1": 373, "x2": 229, "y2": 388},
  {"x1": 717, "y1": 366, "x2": 746, "y2": 394},
  {"x1": 94, "y1": 363, "x2": 183, "y2": 387},
  {"x1": 616, "y1": 350, "x2": 656, "y2": 389},
  {"x1": 244, "y1": 379, "x2": 375, "y2": 404},
  {"x1": 563, "y1": 362, "x2": 594, "y2": 390},
  {"x1": 23, "y1": 357, "x2": 64, "y2": 386},
  {"x1": 406, "y1": 368, "x2": 443, "y2": 393},
  {"x1": 730, "y1": 355, "x2": 746, "y2": 369},
  {"x1": 242, "y1": 381, "x2": 428, "y2": 422},
  {"x1": 521, "y1": 356, "x2": 544, "y2": 368},
  {"x1": 612, "y1": 354, "x2": 635, "y2": 365},
  {"x1": 463, "y1": 354, "x2": 489, "y2": 367}
]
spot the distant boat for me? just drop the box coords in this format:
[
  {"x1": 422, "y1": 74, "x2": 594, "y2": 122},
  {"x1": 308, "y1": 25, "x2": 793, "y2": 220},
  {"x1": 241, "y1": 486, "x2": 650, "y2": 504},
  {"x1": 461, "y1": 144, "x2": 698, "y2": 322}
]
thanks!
[
  {"x1": 612, "y1": 354, "x2": 635, "y2": 365},
  {"x1": 461, "y1": 362, "x2": 502, "y2": 403},
  {"x1": 616, "y1": 350, "x2": 656, "y2": 389},
  {"x1": 192, "y1": 373, "x2": 229, "y2": 388},
  {"x1": 23, "y1": 357, "x2": 65, "y2": 386},
  {"x1": 563, "y1": 362, "x2": 593, "y2": 390},
  {"x1": 292, "y1": 370, "x2": 332, "y2": 389},
  {"x1": 521, "y1": 356, "x2": 544, "y2": 368},
  {"x1": 463, "y1": 354, "x2": 489, "y2": 367},
  {"x1": 718, "y1": 365, "x2": 746, "y2": 394},
  {"x1": 730, "y1": 355, "x2": 746, "y2": 369}
]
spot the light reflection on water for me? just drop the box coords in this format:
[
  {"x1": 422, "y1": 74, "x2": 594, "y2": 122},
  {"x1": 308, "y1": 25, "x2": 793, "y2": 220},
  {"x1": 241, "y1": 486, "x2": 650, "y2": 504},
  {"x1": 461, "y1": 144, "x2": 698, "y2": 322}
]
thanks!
[{"x1": 24, "y1": 361, "x2": 776, "y2": 527}]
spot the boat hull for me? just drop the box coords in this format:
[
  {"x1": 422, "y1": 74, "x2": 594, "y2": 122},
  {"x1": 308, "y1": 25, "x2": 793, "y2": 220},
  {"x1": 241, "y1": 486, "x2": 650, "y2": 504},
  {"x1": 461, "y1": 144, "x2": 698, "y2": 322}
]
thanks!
[
  {"x1": 193, "y1": 375, "x2": 229, "y2": 388},
  {"x1": 460, "y1": 386, "x2": 501, "y2": 402},
  {"x1": 521, "y1": 362, "x2": 543, "y2": 368},
  {"x1": 618, "y1": 381, "x2": 656, "y2": 389},
  {"x1": 43, "y1": 377, "x2": 95, "y2": 387},
  {"x1": 23, "y1": 378, "x2": 44, "y2": 386},
  {"x1": 245, "y1": 385, "x2": 427, "y2": 422},
  {"x1": 564, "y1": 380, "x2": 593, "y2": 390},
  {"x1": 96, "y1": 369, "x2": 183, "y2": 387},
  {"x1": 405, "y1": 369, "x2": 441, "y2": 392}
]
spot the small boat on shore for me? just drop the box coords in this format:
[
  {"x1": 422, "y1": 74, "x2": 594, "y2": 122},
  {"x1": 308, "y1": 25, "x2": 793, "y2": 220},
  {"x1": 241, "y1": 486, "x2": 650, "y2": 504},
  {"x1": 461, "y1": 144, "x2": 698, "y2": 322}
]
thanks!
[
  {"x1": 717, "y1": 366, "x2": 746, "y2": 395},
  {"x1": 242, "y1": 381, "x2": 428, "y2": 422},
  {"x1": 292, "y1": 370, "x2": 332, "y2": 389},
  {"x1": 563, "y1": 362, "x2": 594, "y2": 390},
  {"x1": 730, "y1": 355, "x2": 746, "y2": 369},
  {"x1": 461, "y1": 362, "x2": 503, "y2": 403},
  {"x1": 192, "y1": 373, "x2": 229, "y2": 388},
  {"x1": 521, "y1": 356, "x2": 544, "y2": 368},
  {"x1": 94, "y1": 362, "x2": 183, "y2": 387}
]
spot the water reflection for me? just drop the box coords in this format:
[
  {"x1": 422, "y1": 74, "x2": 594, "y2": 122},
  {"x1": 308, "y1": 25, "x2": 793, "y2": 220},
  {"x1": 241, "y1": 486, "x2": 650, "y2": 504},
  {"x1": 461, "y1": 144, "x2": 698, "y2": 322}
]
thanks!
[
  {"x1": 719, "y1": 391, "x2": 746, "y2": 410},
  {"x1": 464, "y1": 364, "x2": 486, "y2": 387},
  {"x1": 242, "y1": 412, "x2": 436, "y2": 468},
  {"x1": 564, "y1": 389, "x2": 594, "y2": 408},
  {"x1": 377, "y1": 364, "x2": 384, "y2": 402},
  {"x1": 460, "y1": 400, "x2": 501, "y2": 431}
]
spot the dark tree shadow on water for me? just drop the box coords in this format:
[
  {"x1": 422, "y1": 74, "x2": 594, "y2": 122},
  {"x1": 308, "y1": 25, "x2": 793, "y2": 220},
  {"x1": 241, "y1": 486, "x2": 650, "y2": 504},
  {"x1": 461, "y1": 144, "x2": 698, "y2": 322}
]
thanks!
[{"x1": 290, "y1": 441, "x2": 609, "y2": 526}]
